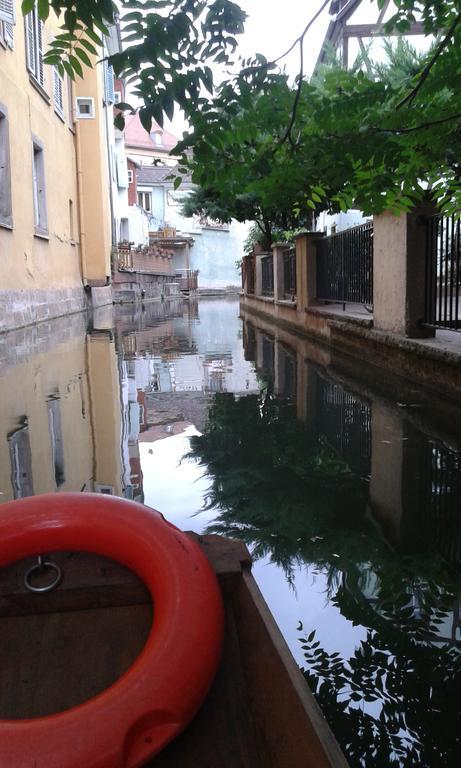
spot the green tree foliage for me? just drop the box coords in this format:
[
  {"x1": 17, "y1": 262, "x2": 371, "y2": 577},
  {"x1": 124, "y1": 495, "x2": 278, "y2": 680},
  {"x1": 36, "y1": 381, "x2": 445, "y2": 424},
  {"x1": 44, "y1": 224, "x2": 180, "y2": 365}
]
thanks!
[
  {"x1": 177, "y1": 45, "x2": 461, "y2": 221},
  {"x1": 26, "y1": 0, "x2": 247, "y2": 131},
  {"x1": 27, "y1": 0, "x2": 461, "y2": 214},
  {"x1": 179, "y1": 77, "x2": 314, "y2": 248}
]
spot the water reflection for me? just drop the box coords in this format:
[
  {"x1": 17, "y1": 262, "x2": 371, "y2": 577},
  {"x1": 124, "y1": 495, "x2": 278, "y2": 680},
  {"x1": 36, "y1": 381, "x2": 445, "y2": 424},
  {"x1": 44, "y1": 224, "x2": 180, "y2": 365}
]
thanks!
[
  {"x1": 1, "y1": 299, "x2": 461, "y2": 765},
  {"x1": 219, "y1": 316, "x2": 461, "y2": 767}
]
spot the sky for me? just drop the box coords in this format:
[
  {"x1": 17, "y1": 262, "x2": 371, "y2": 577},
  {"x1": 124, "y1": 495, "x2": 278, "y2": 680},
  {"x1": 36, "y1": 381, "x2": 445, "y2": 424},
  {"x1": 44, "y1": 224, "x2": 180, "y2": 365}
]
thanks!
[
  {"x1": 235, "y1": 0, "x2": 331, "y2": 78},
  {"x1": 165, "y1": 0, "x2": 332, "y2": 136}
]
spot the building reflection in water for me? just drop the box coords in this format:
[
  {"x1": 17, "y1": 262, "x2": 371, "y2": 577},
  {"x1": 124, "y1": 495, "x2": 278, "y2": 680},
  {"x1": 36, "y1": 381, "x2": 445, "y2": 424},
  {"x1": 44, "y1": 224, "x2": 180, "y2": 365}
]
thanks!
[{"x1": 0, "y1": 298, "x2": 257, "y2": 507}]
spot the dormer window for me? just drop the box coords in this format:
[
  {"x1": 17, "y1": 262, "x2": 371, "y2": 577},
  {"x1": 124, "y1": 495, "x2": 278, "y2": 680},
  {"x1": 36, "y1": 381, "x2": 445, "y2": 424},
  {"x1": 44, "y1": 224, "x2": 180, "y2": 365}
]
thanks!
[{"x1": 150, "y1": 130, "x2": 162, "y2": 147}]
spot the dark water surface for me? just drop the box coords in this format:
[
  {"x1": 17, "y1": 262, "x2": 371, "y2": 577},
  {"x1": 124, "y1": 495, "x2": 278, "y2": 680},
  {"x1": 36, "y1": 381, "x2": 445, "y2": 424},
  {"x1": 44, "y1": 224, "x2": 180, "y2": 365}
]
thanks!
[{"x1": 1, "y1": 297, "x2": 461, "y2": 767}]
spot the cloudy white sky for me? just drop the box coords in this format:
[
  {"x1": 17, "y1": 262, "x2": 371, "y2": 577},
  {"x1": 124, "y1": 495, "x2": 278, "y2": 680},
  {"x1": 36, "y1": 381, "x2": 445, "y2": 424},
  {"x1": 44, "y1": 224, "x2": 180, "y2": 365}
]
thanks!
[
  {"x1": 235, "y1": 0, "x2": 331, "y2": 78},
  {"x1": 165, "y1": 0, "x2": 333, "y2": 136}
]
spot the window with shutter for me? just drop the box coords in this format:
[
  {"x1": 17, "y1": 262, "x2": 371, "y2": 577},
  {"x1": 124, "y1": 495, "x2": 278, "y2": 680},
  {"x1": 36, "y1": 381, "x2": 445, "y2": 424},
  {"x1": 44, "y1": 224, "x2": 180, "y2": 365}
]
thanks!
[
  {"x1": 0, "y1": 105, "x2": 13, "y2": 229},
  {"x1": 53, "y1": 66, "x2": 64, "y2": 116},
  {"x1": 25, "y1": 6, "x2": 45, "y2": 89},
  {"x1": 0, "y1": 0, "x2": 15, "y2": 25},
  {"x1": 25, "y1": 11, "x2": 36, "y2": 73},
  {"x1": 32, "y1": 136, "x2": 48, "y2": 235}
]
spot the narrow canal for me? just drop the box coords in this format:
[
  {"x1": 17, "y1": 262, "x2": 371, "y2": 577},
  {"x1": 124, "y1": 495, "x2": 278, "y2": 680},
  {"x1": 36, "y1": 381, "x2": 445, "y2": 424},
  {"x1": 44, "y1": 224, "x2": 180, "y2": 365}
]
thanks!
[{"x1": 1, "y1": 296, "x2": 461, "y2": 767}]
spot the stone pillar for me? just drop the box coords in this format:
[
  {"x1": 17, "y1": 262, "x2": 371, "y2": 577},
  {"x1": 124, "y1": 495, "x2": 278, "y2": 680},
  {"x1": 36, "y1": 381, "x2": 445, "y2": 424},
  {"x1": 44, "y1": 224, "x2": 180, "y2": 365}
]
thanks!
[
  {"x1": 373, "y1": 203, "x2": 436, "y2": 338},
  {"x1": 274, "y1": 340, "x2": 282, "y2": 394},
  {"x1": 272, "y1": 243, "x2": 289, "y2": 300},
  {"x1": 255, "y1": 329, "x2": 264, "y2": 369},
  {"x1": 368, "y1": 403, "x2": 426, "y2": 551},
  {"x1": 255, "y1": 252, "x2": 269, "y2": 297},
  {"x1": 294, "y1": 232, "x2": 325, "y2": 317}
]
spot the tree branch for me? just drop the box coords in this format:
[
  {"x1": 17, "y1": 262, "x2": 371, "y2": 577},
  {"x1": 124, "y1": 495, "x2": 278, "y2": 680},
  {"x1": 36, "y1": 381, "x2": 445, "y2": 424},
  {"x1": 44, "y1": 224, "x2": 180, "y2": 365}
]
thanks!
[
  {"x1": 397, "y1": 11, "x2": 461, "y2": 109},
  {"x1": 375, "y1": 111, "x2": 461, "y2": 134},
  {"x1": 279, "y1": 39, "x2": 304, "y2": 147},
  {"x1": 271, "y1": 0, "x2": 331, "y2": 65}
]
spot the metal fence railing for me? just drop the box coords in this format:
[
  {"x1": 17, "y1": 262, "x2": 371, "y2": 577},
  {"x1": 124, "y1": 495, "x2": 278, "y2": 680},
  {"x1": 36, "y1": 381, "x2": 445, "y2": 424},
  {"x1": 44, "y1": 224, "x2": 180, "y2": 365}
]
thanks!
[
  {"x1": 283, "y1": 248, "x2": 296, "y2": 299},
  {"x1": 316, "y1": 222, "x2": 373, "y2": 308},
  {"x1": 421, "y1": 441, "x2": 461, "y2": 562},
  {"x1": 261, "y1": 255, "x2": 274, "y2": 297},
  {"x1": 315, "y1": 375, "x2": 372, "y2": 478},
  {"x1": 425, "y1": 215, "x2": 461, "y2": 331}
]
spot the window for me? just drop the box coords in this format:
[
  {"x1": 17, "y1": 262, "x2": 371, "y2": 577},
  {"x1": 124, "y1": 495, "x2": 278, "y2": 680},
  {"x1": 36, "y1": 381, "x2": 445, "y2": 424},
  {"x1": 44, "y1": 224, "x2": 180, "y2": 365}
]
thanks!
[
  {"x1": 8, "y1": 419, "x2": 34, "y2": 499},
  {"x1": 0, "y1": 0, "x2": 14, "y2": 48},
  {"x1": 76, "y1": 97, "x2": 94, "y2": 119},
  {"x1": 137, "y1": 191, "x2": 152, "y2": 212},
  {"x1": 127, "y1": 169, "x2": 133, "y2": 184},
  {"x1": 53, "y1": 66, "x2": 64, "y2": 117},
  {"x1": 151, "y1": 130, "x2": 162, "y2": 146},
  {"x1": 32, "y1": 136, "x2": 48, "y2": 236},
  {"x1": 25, "y1": 5, "x2": 45, "y2": 89},
  {"x1": 114, "y1": 90, "x2": 122, "y2": 104},
  {"x1": 94, "y1": 483, "x2": 114, "y2": 495},
  {"x1": 0, "y1": 104, "x2": 12, "y2": 228},
  {"x1": 47, "y1": 396, "x2": 65, "y2": 486}
]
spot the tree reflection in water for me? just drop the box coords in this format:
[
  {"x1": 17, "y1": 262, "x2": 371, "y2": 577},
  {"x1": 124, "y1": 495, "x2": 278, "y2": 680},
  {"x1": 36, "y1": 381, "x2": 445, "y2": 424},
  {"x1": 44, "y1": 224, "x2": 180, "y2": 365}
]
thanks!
[{"x1": 188, "y1": 389, "x2": 461, "y2": 767}]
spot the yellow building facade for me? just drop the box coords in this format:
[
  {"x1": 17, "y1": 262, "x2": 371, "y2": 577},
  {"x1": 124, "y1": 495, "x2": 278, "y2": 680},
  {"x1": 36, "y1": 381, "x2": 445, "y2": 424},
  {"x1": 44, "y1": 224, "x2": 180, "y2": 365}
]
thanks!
[
  {"x1": 0, "y1": 0, "x2": 115, "y2": 333},
  {"x1": 0, "y1": 315, "x2": 124, "y2": 504}
]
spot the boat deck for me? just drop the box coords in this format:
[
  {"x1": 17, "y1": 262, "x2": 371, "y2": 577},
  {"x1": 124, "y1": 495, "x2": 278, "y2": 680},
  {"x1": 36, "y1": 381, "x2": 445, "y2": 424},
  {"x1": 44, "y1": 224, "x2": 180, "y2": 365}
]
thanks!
[{"x1": 0, "y1": 535, "x2": 348, "y2": 768}]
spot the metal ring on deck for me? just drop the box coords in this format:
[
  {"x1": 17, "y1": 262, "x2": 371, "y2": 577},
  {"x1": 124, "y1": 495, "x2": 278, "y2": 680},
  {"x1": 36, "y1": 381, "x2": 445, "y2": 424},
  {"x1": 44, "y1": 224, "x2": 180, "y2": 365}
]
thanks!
[{"x1": 24, "y1": 556, "x2": 62, "y2": 593}]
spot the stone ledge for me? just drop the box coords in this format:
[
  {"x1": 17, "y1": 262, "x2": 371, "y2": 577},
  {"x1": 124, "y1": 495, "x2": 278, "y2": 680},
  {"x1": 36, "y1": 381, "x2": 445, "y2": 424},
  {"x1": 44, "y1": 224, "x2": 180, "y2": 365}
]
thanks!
[
  {"x1": 0, "y1": 288, "x2": 87, "y2": 335},
  {"x1": 307, "y1": 305, "x2": 373, "y2": 328},
  {"x1": 329, "y1": 320, "x2": 461, "y2": 367}
]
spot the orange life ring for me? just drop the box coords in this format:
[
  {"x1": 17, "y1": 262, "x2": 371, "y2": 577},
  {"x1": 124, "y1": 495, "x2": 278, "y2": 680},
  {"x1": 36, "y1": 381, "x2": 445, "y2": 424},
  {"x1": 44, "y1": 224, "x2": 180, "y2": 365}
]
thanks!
[{"x1": 0, "y1": 493, "x2": 224, "y2": 768}]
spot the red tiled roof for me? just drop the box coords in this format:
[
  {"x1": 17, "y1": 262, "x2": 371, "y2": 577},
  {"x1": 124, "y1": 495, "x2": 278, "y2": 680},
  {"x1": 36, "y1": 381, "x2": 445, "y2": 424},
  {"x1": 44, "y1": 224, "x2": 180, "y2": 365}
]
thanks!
[{"x1": 124, "y1": 113, "x2": 178, "y2": 152}]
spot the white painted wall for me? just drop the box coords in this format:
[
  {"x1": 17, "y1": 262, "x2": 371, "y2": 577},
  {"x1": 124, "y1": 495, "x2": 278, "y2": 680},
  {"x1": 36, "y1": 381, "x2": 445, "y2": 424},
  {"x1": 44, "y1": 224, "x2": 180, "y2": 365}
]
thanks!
[
  {"x1": 316, "y1": 209, "x2": 371, "y2": 236},
  {"x1": 138, "y1": 184, "x2": 249, "y2": 288}
]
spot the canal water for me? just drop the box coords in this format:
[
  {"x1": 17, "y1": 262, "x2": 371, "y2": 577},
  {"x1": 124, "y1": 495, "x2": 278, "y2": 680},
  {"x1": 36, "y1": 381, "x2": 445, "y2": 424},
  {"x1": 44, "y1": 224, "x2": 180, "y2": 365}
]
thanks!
[{"x1": 1, "y1": 296, "x2": 461, "y2": 767}]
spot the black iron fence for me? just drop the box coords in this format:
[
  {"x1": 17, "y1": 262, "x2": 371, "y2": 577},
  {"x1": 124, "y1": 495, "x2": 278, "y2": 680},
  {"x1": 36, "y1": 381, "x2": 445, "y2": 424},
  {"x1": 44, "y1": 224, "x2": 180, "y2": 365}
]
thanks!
[
  {"x1": 278, "y1": 344, "x2": 297, "y2": 400},
  {"x1": 261, "y1": 255, "x2": 274, "y2": 296},
  {"x1": 283, "y1": 248, "x2": 296, "y2": 299},
  {"x1": 316, "y1": 222, "x2": 373, "y2": 307},
  {"x1": 421, "y1": 441, "x2": 461, "y2": 562},
  {"x1": 315, "y1": 375, "x2": 372, "y2": 478},
  {"x1": 425, "y1": 215, "x2": 461, "y2": 331}
]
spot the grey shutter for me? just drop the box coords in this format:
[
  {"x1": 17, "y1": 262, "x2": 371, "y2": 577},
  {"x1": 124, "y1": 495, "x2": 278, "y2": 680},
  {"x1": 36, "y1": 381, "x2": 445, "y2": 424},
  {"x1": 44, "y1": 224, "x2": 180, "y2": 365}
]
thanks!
[
  {"x1": 54, "y1": 66, "x2": 64, "y2": 114},
  {"x1": 37, "y1": 16, "x2": 44, "y2": 86},
  {"x1": 4, "y1": 20, "x2": 13, "y2": 47},
  {"x1": 0, "y1": 0, "x2": 14, "y2": 24},
  {"x1": 25, "y1": 11, "x2": 36, "y2": 74},
  {"x1": 104, "y1": 60, "x2": 115, "y2": 105}
]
